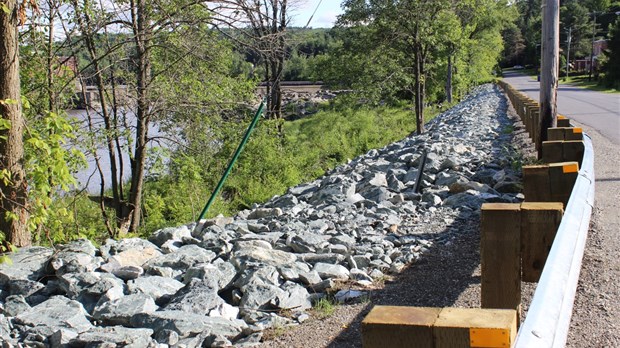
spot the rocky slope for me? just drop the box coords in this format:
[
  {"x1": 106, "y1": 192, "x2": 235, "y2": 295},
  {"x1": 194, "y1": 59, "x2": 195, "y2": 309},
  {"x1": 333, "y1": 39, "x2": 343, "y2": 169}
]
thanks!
[{"x1": 0, "y1": 84, "x2": 525, "y2": 347}]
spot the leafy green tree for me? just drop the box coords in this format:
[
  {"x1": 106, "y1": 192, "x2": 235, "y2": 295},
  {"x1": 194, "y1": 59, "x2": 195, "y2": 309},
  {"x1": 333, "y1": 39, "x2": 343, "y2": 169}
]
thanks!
[
  {"x1": 561, "y1": 0, "x2": 596, "y2": 59},
  {"x1": 602, "y1": 17, "x2": 620, "y2": 87}
]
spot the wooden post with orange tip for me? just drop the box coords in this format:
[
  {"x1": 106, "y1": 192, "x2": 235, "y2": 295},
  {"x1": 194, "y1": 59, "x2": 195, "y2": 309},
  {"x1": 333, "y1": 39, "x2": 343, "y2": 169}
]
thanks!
[{"x1": 361, "y1": 306, "x2": 518, "y2": 348}]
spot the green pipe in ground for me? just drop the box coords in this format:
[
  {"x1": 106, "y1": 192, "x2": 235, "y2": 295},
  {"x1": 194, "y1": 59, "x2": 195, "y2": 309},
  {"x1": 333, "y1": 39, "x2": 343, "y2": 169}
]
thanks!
[{"x1": 196, "y1": 99, "x2": 266, "y2": 223}]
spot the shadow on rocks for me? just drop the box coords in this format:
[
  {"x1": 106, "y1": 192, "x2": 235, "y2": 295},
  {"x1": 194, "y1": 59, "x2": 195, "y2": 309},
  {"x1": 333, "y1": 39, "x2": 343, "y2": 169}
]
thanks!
[
  {"x1": 325, "y1": 213, "x2": 481, "y2": 348},
  {"x1": 324, "y1": 87, "x2": 531, "y2": 348}
]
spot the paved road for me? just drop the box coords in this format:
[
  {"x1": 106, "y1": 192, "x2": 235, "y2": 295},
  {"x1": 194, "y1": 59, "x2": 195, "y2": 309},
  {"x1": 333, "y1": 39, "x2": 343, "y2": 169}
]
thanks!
[{"x1": 502, "y1": 70, "x2": 620, "y2": 144}]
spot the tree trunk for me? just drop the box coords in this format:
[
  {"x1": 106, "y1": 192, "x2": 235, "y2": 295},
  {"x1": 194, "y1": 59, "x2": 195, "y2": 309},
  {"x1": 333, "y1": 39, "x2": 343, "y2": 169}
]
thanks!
[
  {"x1": 446, "y1": 53, "x2": 453, "y2": 104},
  {"x1": 0, "y1": 2, "x2": 30, "y2": 246},
  {"x1": 128, "y1": 0, "x2": 152, "y2": 233},
  {"x1": 72, "y1": 0, "x2": 123, "y2": 233},
  {"x1": 414, "y1": 49, "x2": 425, "y2": 135}
]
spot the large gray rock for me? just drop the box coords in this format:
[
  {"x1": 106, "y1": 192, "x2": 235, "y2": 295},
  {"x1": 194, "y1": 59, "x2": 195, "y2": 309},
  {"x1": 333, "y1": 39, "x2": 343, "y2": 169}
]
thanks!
[
  {"x1": 287, "y1": 232, "x2": 329, "y2": 253},
  {"x1": 148, "y1": 225, "x2": 192, "y2": 247},
  {"x1": 93, "y1": 293, "x2": 158, "y2": 325},
  {"x1": 49, "y1": 239, "x2": 102, "y2": 275},
  {"x1": 183, "y1": 261, "x2": 236, "y2": 290},
  {"x1": 130, "y1": 310, "x2": 246, "y2": 340},
  {"x1": 2, "y1": 295, "x2": 30, "y2": 316},
  {"x1": 58, "y1": 272, "x2": 124, "y2": 299},
  {"x1": 0, "y1": 314, "x2": 12, "y2": 340},
  {"x1": 313, "y1": 263, "x2": 350, "y2": 280},
  {"x1": 104, "y1": 245, "x2": 162, "y2": 269},
  {"x1": 127, "y1": 276, "x2": 185, "y2": 301},
  {"x1": 247, "y1": 207, "x2": 283, "y2": 220},
  {"x1": 240, "y1": 283, "x2": 286, "y2": 311},
  {"x1": 70, "y1": 326, "x2": 154, "y2": 347},
  {"x1": 0, "y1": 247, "x2": 53, "y2": 286},
  {"x1": 143, "y1": 244, "x2": 216, "y2": 273},
  {"x1": 8, "y1": 279, "x2": 45, "y2": 298},
  {"x1": 100, "y1": 238, "x2": 161, "y2": 259},
  {"x1": 164, "y1": 279, "x2": 226, "y2": 316},
  {"x1": 442, "y1": 191, "x2": 486, "y2": 209},
  {"x1": 272, "y1": 282, "x2": 311, "y2": 310},
  {"x1": 14, "y1": 296, "x2": 92, "y2": 338},
  {"x1": 231, "y1": 247, "x2": 296, "y2": 270}
]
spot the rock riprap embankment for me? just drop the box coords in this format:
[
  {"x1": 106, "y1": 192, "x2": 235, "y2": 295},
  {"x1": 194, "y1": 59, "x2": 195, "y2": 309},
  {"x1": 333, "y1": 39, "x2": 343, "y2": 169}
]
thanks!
[{"x1": 0, "y1": 84, "x2": 524, "y2": 347}]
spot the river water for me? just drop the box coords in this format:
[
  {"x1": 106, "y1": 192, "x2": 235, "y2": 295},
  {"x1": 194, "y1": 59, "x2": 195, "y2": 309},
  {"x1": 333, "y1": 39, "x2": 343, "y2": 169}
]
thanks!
[{"x1": 66, "y1": 108, "x2": 170, "y2": 193}]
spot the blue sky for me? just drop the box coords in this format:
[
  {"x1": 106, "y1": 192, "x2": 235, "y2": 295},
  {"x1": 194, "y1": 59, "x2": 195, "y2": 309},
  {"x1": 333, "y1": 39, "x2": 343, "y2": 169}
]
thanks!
[{"x1": 290, "y1": 0, "x2": 345, "y2": 28}]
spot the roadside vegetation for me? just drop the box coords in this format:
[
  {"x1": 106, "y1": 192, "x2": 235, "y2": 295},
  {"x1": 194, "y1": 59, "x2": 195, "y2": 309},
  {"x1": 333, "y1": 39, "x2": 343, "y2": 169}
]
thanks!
[
  {"x1": 502, "y1": 0, "x2": 620, "y2": 93},
  {"x1": 3, "y1": 0, "x2": 618, "y2": 248}
]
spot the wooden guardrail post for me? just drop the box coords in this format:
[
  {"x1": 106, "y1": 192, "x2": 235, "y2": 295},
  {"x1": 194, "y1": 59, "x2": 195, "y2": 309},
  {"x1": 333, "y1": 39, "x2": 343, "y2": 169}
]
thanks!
[
  {"x1": 520, "y1": 202, "x2": 564, "y2": 282},
  {"x1": 562, "y1": 140, "x2": 585, "y2": 167},
  {"x1": 542, "y1": 140, "x2": 585, "y2": 166},
  {"x1": 548, "y1": 127, "x2": 583, "y2": 141},
  {"x1": 523, "y1": 162, "x2": 579, "y2": 206},
  {"x1": 523, "y1": 165, "x2": 552, "y2": 202},
  {"x1": 362, "y1": 306, "x2": 517, "y2": 348},
  {"x1": 480, "y1": 203, "x2": 521, "y2": 315},
  {"x1": 434, "y1": 308, "x2": 516, "y2": 348},
  {"x1": 557, "y1": 114, "x2": 570, "y2": 127},
  {"x1": 549, "y1": 162, "x2": 579, "y2": 206},
  {"x1": 362, "y1": 306, "x2": 439, "y2": 348}
]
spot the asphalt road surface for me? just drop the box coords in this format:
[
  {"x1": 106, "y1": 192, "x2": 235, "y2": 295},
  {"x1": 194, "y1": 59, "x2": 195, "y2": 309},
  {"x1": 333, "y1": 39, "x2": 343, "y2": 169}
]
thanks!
[{"x1": 502, "y1": 70, "x2": 620, "y2": 144}]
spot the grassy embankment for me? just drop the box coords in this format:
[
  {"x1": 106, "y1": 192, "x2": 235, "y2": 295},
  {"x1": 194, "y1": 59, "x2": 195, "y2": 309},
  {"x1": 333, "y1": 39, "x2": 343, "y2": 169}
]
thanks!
[{"x1": 59, "y1": 102, "x2": 444, "y2": 243}]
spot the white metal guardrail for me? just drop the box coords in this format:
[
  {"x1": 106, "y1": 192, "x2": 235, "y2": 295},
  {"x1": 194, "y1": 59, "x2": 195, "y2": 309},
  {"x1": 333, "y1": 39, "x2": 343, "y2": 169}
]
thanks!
[{"x1": 514, "y1": 132, "x2": 595, "y2": 347}]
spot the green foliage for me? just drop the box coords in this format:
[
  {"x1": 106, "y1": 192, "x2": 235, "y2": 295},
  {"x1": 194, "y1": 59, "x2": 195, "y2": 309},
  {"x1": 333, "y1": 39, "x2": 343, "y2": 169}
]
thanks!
[
  {"x1": 129, "y1": 101, "x2": 426, "y2": 232},
  {"x1": 23, "y1": 110, "x2": 85, "y2": 243},
  {"x1": 312, "y1": 297, "x2": 337, "y2": 319},
  {"x1": 603, "y1": 18, "x2": 620, "y2": 89}
]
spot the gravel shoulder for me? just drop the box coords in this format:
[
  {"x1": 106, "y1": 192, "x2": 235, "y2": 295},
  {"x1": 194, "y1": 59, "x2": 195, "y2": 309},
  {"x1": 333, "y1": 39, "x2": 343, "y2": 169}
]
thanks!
[{"x1": 566, "y1": 121, "x2": 620, "y2": 347}]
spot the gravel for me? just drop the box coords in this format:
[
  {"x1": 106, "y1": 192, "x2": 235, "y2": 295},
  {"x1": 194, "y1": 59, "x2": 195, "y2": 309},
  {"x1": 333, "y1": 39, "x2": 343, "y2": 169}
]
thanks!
[{"x1": 259, "y1": 87, "x2": 540, "y2": 348}]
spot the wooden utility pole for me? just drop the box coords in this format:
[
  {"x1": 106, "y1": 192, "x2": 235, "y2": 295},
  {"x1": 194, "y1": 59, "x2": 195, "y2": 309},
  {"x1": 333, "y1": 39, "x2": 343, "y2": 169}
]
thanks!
[
  {"x1": 539, "y1": 0, "x2": 560, "y2": 156},
  {"x1": 565, "y1": 27, "x2": 572, "y2": 81}
]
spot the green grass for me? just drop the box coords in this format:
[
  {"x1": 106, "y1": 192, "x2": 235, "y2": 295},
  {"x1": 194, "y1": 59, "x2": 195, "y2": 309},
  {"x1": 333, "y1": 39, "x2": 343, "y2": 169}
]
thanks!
[
  {"x1": 312, "y1": 297, "x2": 337, "y2": 319},
  {"x1": 560, "y1": 74, "x2": 620, "y2": 94}
]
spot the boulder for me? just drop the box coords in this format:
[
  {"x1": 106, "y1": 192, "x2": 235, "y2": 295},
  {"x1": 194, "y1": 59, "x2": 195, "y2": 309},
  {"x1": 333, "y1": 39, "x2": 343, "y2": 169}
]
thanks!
[
  {"x1": 127, "y1": 276, "x2": 185, "y2": 302},
  {"x1": 69, "y1": 326, "x2": 154, "y2": 347},
  {"x1": 163, "y1": 279, "x2": 226, "y2": 316},
  {"x1": 0, "y1": 247, "x2": 53, "y2": 286},
  {"x1": 183, "y1": 261, "x2": 237, "y2": 290},
  {"x1": 93, "y1": 293, "x2": 158, "y2": 325},
  {"x1": 143, "y1": 244, "x2": 216, "y2": 273},
  {"x1": 14, "y1": 296, "x2": 92, "y2": 338},
  {"x1": 148, "y1": 225, "x2": 192, "y2": 247},
  {"x1": 313, "y1": 263, "x2": 350, "y2": 280},
  {"x1": 231, "y1": 247, "x2": 296, "y2": 270},
  {"x1": 130, "y1": 310, "x2": 246, "y2": 340}
]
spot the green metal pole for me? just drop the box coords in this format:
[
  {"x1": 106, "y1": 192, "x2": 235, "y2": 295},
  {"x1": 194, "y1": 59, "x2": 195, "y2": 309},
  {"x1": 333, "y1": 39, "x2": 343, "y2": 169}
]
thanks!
[{"x1": 196, "y1": 99, "x2": 266, "y2": 222}]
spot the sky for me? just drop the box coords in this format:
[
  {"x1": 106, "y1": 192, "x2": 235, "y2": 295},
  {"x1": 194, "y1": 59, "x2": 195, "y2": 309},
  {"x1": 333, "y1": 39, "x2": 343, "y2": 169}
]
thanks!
[{"x1": 290, "y1": 0, "x2": 345, "y2": 28}]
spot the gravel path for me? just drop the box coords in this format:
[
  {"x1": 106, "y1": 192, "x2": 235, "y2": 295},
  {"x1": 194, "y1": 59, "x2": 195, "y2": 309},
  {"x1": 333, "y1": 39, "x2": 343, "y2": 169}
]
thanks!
[
  {"x1": 259, "y1": 87, "x2": 538, "y2": 348},
  {"x1": 566, "y1": 121, "x2": 620, "y2": 347}
]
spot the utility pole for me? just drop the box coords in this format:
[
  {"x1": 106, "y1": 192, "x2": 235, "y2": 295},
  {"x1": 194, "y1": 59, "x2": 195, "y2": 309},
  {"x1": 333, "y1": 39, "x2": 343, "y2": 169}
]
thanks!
[
  {"x1": 539, "y1": 0, "x2": 559, "y2": 156},
  {"x1": 566, "y1": 27, "x2": 572, "y2": 81},
  {"x1": 589, "y1": 13, "x2": 598, "y2": 81}
]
